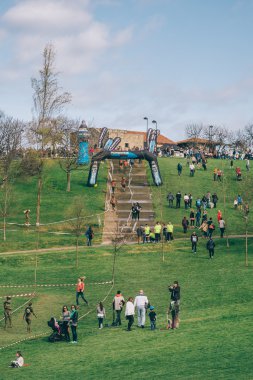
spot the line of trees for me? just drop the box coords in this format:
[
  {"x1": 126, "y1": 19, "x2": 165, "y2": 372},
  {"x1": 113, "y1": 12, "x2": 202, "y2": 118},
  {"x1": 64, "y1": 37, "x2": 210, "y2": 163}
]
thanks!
[{"x1": 185, "y1": 123, "x2": 253, "y2": 152}]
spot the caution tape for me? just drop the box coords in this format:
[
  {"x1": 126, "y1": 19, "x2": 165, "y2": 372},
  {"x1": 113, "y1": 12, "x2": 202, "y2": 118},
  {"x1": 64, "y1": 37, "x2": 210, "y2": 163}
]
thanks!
[
  {"x1": 0, "y1": 332, "x2": 48, "y2": 351},
  {"x1": 0, "y1": 293, "x2": 36, "y2": 299},
  {"x1": 0, "y1": 281, "x2": 113, "y2": 288}
]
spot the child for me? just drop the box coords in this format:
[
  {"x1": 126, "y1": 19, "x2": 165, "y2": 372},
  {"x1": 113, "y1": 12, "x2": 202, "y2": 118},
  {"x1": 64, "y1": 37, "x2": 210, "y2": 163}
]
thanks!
[
  {"x1": 97, "y1": 302, "x2": 106, "y2": 329},
  {"x1": 9, "y1": 351, "x2": 24, "y2": 368},
  {"x1": 148, "y1": 306, "x2": 157, "y2": 330}
]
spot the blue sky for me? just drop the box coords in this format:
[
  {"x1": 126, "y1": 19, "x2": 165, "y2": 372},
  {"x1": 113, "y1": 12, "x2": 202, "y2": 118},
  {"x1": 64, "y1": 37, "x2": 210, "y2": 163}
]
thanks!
[{"x1": 1, "y1": 0, "x2": 253, "y2": 141}]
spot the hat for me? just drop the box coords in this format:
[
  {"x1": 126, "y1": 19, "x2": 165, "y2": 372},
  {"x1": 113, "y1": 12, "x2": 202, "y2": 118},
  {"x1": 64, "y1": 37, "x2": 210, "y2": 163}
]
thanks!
[
  {"x1": 150, "y1": 306, "x2": 154, "y2": 310},
  {"x1": 80, "y1": 276, "x2": 86, "y2": 280}
]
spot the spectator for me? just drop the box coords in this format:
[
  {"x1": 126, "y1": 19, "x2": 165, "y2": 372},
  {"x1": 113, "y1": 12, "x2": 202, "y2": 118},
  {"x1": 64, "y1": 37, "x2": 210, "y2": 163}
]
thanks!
[
  {"x1": 85, "y1": 226, "x2": 94, "y2": 246},
  {"x1": 9, "y1": 351, "x2": 24, "y2": 368},
  {"x1": 182, "y1": 216, "x2": 189, "y2": 233},
  {"x1": 184, "y1": 194, "x2": 189, "y2": 210},
  {"x1": 199, "y1": 220, "x2": 208, "y2": 238},
  {"x1": 207, "y1": 218, "x2": 215, "y2": 238},
  {"x1": 136, "y1": 225, "x2": 143, "y2": 244},
  {"x1": 148, "y1": 306, "x2": 157, "y2": 330},
  {"x1": 195, "y1": 209, "x2": 201, "y2": 227},
  {"x1": 135, "y1": 202, "x2": 142, "y2": 221},
  {"x1": 217, "y1": 169, "x2": 222, "y2": 181},
  {"x1": 176, "y1": 191, "x2": 182, "y2": 208},
  {"x1": 70, "y1": 305, "x2": 78, "y2": 343},
  {"x1": 213, "y1": 168, "x2": 218, "y2": 181},
  {"x1": 189, "y1": 210, "x2": 195, "y2": 227},
  {"x1": 233, "y1": 197, "x2": 238, "y2": 209},
  {"x1": 237, "y1": 194, "x2": 243, "y2": 210},
  {"x1": 246, "y1": 159, "x2": 250, "y2": 171},
  {"x1": 113, "y1": 291, "x2": 125, "y2": 327},
  {"x1": 212, "y1": 193, "x2": 218, "y2": 208},
  {"x1": 188, "y1": 193, "x2": 193, "y2": 208},
  {"x1": 134, "y1": 290, "x2": 149, "y2": 328},
  {"x1": 143, "y1": 224, "x2": 150, "y2": 243},
  {"x1": 97, "y1": 301, "x2": 106, "y2": 329},
  {"x1": 190, "y1": 231, "x2": 198, "y2": 253},
  {"x1": 177, "y1": 162, "x2": 183, "y2": 176},
  {"x1": 125, "y1": 297, "x2": 135, "y2": 331},
  {"x1": 244, "y1": 203, "x2": 249, "y2": 215},
  {"x1": 154, "y1": 221, "x2": 162, "y2": 243},
  {"x1": 189, "y1": 163, "x2": 195, "y2": 176},
  {"x1": 167, "y1": 192, "x2": 174, "y2": 208},
  {"x1": 219, "y1": 218, "x2": 225, "y2": 238},
  {"x1": 206, "y1": 237, "x2": 215, "y2": 259},
  {"x1": 217, "y1": 210, "x2": 222, "y2": 222},
  {"x1": 166, "y1": 222, "x2": 174, "y2": 241}
]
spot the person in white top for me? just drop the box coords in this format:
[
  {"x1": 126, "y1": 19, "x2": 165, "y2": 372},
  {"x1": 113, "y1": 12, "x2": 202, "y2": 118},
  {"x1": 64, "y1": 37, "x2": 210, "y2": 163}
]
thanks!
[
  {"x1": 125, "y1": 297, "x2": 135, "y2": 331},
  {"x1": 218, "y1": 218, "x2": 225, "y2": 238},
  {"x1": 9, "y1": 351, "x2": 24, "y2": 368},
  {"x1": 134, "y1": 289, "x2": 149, "y2": 328}
]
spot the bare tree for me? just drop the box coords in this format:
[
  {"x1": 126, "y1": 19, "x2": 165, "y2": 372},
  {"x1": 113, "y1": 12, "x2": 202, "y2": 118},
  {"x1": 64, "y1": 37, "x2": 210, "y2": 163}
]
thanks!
[
  {"x1": 67, "y1": 196, "x2": 87, "y2": 268},
  {"x1": 227, "y1": 129, "x2": 248, "y2": 152},
  {"x1": 244, "y1": 124, "x2": 253, "y2": 148},
  {"x1": 0, "y1": 114, "x2": 24, "y2": 240},
  {"x1": 31, "y1": 43, "x2": 72, "y2": 150},
  {"x1": 20, "y1": 150, "x2": 44, "y2": 226},
  {"x1": 58, "y1": 119, "x2": 80, "y2": 192},
  {"x1": 30, "y1": 43, "x2": 72, "y2": 224},
  {"x1": 185, "y1": 123, "x2": 204, "y2": 144}
]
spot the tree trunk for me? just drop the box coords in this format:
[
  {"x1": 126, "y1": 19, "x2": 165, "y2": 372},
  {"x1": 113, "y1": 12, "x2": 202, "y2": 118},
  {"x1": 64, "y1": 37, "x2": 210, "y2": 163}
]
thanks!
[
  {"x1": 76, "y1": 237, "x2": 79, "y2": 268},
  {"x1": 67, "y1": 171, "x2": 71, "y2": 192},
  {"x1": 3, "y1": 215, "x2": 6, "y2": 241},
  {"x1": 36, "y1": 176, "x2": 42, "y2": 226}
]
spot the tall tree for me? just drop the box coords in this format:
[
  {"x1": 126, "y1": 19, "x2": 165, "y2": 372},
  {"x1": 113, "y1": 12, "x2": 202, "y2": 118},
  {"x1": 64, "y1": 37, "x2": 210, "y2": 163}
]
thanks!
[
  {"x1": 185, "y1": 123, "x2": 204, "y2": 144},
  {"x1": 0, "y1": 114, "x2": 24, "y2": 240},
  {"x1": 31, "y1": 43, "x2": 71, "y2": 150},
  {"x1": 31, "y1": 43, "x2": 71, "y2": 225}
]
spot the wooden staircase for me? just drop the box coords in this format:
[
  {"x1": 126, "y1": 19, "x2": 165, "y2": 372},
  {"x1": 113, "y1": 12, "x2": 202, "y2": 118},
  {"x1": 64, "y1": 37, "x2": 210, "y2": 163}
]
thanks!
[{"x1": 102, "y1": 161, "x2": 155, "y2": 244}]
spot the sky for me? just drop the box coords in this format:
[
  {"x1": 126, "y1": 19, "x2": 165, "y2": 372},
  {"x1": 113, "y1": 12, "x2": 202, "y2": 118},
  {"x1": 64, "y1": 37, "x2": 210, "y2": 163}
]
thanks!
[{"x1": 1, "y1": 0, "x2": 253, "y2": 141}]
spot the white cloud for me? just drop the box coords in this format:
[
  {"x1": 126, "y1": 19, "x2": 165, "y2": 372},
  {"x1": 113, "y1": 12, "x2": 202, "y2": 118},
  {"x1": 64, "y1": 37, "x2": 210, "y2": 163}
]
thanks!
[{"x1": 0, "y1": 0, "x2": 133, "y2": 75}]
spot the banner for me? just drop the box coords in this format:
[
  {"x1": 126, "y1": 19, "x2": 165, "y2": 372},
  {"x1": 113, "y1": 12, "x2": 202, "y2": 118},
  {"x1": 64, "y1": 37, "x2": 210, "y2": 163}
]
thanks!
[
  {"x1": 78, "y1": 141, "x2": 90, "y2": 165},
  {"x1": 98, "y1": 127, "x2": 108, "y2": 148},
  {"x1": 108, "y1": 137, "x2": 121, "y2": 151}
]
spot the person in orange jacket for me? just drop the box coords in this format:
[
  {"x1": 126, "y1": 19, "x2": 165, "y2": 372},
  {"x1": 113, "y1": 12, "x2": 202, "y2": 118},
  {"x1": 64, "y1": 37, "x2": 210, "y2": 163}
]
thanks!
[{"x1": 76, "y1": 277, "x2": 88, "y2": 306}]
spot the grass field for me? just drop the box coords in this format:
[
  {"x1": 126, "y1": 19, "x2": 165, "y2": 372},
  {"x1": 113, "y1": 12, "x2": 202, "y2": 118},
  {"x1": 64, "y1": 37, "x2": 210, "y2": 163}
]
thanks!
[
  {"x1": 0, "y1": 240, "x2": 252, "y2": 379},
  {"x1": 0, "y1": 159, "x2": 108, "y2": 252},
  {"x1": 0, "y1": 156, "x2": 252, "y2": 379}
]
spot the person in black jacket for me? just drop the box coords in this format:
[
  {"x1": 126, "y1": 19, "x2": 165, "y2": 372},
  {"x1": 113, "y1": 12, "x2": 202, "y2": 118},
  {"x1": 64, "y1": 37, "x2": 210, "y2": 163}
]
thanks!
[
  {"x1": 168, "y1": 281, "x2": 180, "y2": 303},
  {"x1": 168, "y1": 281, "x2": 181, "y2": 329},
  {"x1": 206, "y1": 237, "x2": 215, "y2": 259},
  {"x1": 212, "y1": 193, "x2": 218, "y2": 208},
  {"x1": 190, "y1": 232, "x2": 198, "y2": 254},
  {"x1": 176, "y1": 191, "x2": 182, "y2": 208}
]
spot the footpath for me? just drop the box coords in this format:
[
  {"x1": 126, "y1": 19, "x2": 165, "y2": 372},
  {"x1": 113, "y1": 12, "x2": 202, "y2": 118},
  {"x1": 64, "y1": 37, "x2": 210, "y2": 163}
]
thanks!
[{"x1": 102, "y1": 160, "x2": 155, "y2": 244}]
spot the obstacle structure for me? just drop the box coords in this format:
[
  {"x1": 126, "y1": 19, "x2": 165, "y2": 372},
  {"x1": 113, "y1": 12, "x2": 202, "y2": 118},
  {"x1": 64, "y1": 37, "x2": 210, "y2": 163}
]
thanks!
[
  {"x1": 77, "y1": 121, "x2": 90, "y2": 165},
  {"x1": 87, "y1": 127, "x2": 163, "y2": 186}
]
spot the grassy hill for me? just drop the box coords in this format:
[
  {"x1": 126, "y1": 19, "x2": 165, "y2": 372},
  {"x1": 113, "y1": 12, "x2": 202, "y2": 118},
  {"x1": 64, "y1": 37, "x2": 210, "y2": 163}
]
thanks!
[
  {"x1": 0, "y1": 159, "x2": 108, "y2": 252},
  {"x1": 0, "y1": 156, "x2": 252, "y2": 379}
]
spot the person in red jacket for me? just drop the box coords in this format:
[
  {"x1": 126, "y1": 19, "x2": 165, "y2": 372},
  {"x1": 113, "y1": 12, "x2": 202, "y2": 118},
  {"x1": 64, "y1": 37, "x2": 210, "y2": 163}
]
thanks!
[{"x1": 76, "y1": 277, "x2": 88, "y2": 306}]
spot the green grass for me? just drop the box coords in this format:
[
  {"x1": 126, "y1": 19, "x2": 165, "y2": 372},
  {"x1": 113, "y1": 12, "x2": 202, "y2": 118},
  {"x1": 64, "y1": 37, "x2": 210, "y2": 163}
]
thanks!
[
  {"x1": 148, "y1": 157, "x2": 253, "y2": 237},
  {"x1": 0, "y1": 157, "x2": 253, "y2": 379},
  {"x1": 0, "y1": 239, "x2": 252, "y2": 379},
  {"x1": 0, "y1": 160, "x2": 108, "y2": 252}
]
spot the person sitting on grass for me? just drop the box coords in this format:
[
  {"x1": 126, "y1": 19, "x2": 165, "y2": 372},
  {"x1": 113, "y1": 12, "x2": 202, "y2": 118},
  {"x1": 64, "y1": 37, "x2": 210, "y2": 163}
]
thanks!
[{"x1": 9, "y1": 351, "x2": 24, "y2": 368}]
